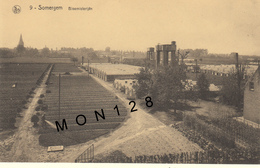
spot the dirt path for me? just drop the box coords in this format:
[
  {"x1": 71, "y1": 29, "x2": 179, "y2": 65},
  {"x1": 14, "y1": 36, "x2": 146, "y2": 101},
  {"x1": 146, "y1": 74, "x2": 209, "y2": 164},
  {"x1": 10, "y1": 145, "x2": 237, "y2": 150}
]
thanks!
[{"x1": 10, "y1": 65, "x2": 53, "y2": 161}]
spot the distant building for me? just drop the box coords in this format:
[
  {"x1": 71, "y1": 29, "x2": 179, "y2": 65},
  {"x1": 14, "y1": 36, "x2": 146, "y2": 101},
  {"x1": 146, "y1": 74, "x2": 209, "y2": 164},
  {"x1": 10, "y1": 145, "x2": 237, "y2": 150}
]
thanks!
[
  {"x1": 16, "y1": 34, "x2": 25, "y2": 53},
  {"x1": 86, "y1": 63, "x2": 140, "y2": 82},
  {"x1": 243, "y1": 66, "x2": 260, "y2": 124},
  {"x1": 18, "y1": 34, "x2": 24, "y2": 46}
]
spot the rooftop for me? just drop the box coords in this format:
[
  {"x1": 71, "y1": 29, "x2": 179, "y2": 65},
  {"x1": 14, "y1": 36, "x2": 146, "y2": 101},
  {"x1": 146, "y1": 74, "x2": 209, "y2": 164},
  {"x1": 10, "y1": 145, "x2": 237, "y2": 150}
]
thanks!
[{"x1": 84, "y1": 63, "x2": 142, "y2": 75}]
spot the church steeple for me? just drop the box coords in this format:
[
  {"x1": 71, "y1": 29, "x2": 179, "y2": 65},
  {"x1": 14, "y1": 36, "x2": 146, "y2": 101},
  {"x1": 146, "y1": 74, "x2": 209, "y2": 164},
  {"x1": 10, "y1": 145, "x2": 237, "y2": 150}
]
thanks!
[
  {"x1": 18, "y1": 34, "x2": 24, "y2": 46},
  {"x1": 17, "y1": 34, "x2": 25, "y2": 53}
]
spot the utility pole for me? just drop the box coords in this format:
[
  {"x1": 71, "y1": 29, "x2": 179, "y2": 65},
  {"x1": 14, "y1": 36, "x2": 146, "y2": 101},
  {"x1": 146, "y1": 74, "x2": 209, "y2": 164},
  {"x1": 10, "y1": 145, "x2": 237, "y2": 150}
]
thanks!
[
  {"x1": 234, "y1": 52, "x2": 241, "y2": 112},
  {"x1": 88, "y1": 59, "x2": 90, "y2": 77},
  {"x1": 178, "y1": 49, "x2": 180, "y2": 65},
  {"x1": 58, "y1": 73, "x2": 61, "y2": 121},
  {"x1": 195, "y1": 59, "x2": 198, "y2": 79}
]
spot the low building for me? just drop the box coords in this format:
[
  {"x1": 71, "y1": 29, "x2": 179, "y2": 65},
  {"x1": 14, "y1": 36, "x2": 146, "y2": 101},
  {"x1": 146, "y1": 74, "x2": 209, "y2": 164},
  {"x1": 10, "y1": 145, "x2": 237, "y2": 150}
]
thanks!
[
  {"x1": 114, "y1": 79, "x2": 137, "y2": 100},
  {"x1": 243, "y1": 66, "x2": 260, "y2": 124},
  {"x1": 85, "y1": 63, "x2": 141, "y2": 82}
]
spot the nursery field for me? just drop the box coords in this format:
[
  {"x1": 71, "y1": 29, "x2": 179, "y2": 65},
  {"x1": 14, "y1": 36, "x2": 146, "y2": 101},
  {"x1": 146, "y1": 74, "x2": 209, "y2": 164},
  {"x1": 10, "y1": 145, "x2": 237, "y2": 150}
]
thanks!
[
  {"x1": 40, "y1": 73, "x2": 128, "y2": 146},
  {"x1": 0, "y1": 63, "x2": 49, "y2": 130},
  {"x1": 52, "y1": 63, "x2": 82, "y2": 73}
]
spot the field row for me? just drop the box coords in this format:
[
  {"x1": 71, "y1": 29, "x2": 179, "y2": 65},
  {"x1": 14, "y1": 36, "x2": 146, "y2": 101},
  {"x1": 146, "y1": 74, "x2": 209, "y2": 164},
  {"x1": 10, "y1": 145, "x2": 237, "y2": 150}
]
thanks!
[
  {"x1": 39, "y1": 129, "x2": 110, "y2": 146},
  {"x1": 45, "y1": 110, "x2": 127, "y2": 119},
  {"x1": 0, "y1": 63, "x2": 50, "y2": 130},
  {"x1": 41, "y1": 122, "x2": 121, "y2": 134},
  {"x1": 52, "y1": 63, "x2": 82, "y2": 72},
  {"x1": 40, "y1": 74, "x2": 128, "y2": 146}
]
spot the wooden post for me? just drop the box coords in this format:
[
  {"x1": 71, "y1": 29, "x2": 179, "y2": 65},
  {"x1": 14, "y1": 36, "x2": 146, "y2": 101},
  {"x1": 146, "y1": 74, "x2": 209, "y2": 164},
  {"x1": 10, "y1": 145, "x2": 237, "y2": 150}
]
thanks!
[
  {"x1": 88, "y1": 60, "x2": 90, "y2": 77},
  {"x1": 58, "y1": 73, "x2": 61, "y2": 121}
]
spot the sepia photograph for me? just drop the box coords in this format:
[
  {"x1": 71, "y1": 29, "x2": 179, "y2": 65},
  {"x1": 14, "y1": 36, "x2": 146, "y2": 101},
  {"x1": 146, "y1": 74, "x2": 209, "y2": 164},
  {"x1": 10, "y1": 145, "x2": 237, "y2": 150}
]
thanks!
[{"x1": 0, "y1": 0, "x2": 259, "y2": 167}]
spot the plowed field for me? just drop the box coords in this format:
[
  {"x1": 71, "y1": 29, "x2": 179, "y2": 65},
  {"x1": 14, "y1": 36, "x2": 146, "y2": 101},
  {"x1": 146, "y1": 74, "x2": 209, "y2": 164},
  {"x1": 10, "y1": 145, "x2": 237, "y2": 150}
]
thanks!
[
  {"x1": 40, "y1": 74, "x2": 128, "y2": 146},
  {"x1": 0, "y1": 63, "x2": 49, "y2": 130}
]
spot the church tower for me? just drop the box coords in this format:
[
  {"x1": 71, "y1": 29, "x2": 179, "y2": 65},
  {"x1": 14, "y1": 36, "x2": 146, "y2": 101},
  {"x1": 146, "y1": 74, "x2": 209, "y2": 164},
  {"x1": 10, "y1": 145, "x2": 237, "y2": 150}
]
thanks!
[
  {"x1": 18, "y1": 34, "x2": 24, "y2": 46},
  {"x1": 17, "y1": 34, "x2": 25, "y2": 53}
]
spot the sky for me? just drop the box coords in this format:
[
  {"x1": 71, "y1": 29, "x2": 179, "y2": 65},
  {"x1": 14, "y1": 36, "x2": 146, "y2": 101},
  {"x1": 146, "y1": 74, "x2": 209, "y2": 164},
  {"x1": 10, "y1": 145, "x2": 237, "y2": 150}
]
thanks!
[{"x1": 1, "y1": 0, "x2": 260, "y2": 55}]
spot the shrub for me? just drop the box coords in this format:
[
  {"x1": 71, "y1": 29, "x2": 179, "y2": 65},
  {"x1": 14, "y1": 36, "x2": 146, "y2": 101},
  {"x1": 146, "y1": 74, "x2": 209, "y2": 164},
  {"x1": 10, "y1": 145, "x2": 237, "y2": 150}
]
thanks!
[
  {"x1": 46, "y1": 90, "x2": 51, "y2": 93},
  {"x1": 183, "y1": 113, "x2": 236, "y2": 148},
  {"x1": 29, "y1": 91, "x2": 35, "y2": 95},
  {"x1": 37, "y1": 99, "x2": 43, "y2": 104},
  {"x1": 197, "y1": 73, "x2": 210, "y2": 99},
  {"x1": 7, "y1": 117, "x2": 16, "y2": 129},
  {"x1": 35, "y1": 106, "x2": 41, "y2": 111},
  {"x1": 31, "y1": 115, "x2": 39, "y2": 127},
  {"x1": 17, "y1": 108, "x2": 22, "y2": 113},
  {"x1": 40, "y1": 94, "x2": 45, "y2": 98},
  {"x1": 26, "y1": 95, "x2": 33, "y2": 99},
  {"x1": 41, "y1": 104, "x2": 48, "y2": 111},
  {"x1": 22, "y1": 100, "x2": 27, "y2": 104},
  {"x1": 65, "y1": 72, "x2": 71, "y2": 75}
]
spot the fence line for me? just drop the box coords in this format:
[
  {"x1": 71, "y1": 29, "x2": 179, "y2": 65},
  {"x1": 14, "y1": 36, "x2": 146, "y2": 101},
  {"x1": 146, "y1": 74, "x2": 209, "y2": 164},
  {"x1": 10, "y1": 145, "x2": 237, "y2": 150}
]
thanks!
[
  {"x1": 93, "y1": 149, "x2": 259, "y2": 163},
  {"x1": 182, "y1": 112, "x2": 260, "y2": 149},
  {"x1": 75, "y1": 144, "x2": 94, "y2": 163}
]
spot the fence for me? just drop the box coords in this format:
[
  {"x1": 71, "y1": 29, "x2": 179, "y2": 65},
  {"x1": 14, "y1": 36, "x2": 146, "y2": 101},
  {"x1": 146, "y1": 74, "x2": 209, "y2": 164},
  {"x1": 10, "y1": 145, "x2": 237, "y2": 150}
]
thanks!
[
  {"x1": 75, "y1": 144, "x2": 94, "y2": 163},
  {"x1": 182, "y1": 112, "x2": 260, "y2": 149},
  {"x1": 93, "y1": 149, "x2": 259, "y2": 163},
  {"x1": 132, "y1": 150, "x2": 259, "y2": 163}
]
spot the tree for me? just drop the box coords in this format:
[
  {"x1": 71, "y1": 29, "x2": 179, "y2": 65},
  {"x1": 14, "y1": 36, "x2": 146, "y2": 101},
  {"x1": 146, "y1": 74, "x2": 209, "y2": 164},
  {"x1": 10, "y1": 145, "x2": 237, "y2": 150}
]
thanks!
[
  {"x1": 133, "y1": 66, "x2": 153, "y2": 98},
  {"x1": 5, "y1": 117, "x2": 16, "y2": 129},
  {"x1": 41, "y1": 47, "x2": 50, "y2": 57},
  {"x1": 150, "y1": 66, "x2": 186, "y2": 112},
  {"x1": 71, "y1": 57, "x2": 78, "y2": 65},
  {"x1": 178, "y1": 50, "x2": 190, "y2": 65},
  {"x1": 16, "y1": 45, "x2": 25, "y2": 54},
  {"x1": 105, "y1": 47, "x2": 110, "y2": 52},
  {"x1": 220, "y1": 73, "x2": 245, "y2": 109},
  {"x1": 134, "y1": 64, "x2": 187, "y2": 112},
  {"x1": 220, "y1": 63, "x2": 246, "y2": 111},
  {"x1": 0, "y1": 48, "x2": 14, "y2": 58},
  {"x1": 193, "y1": 64, "x2": 200, "y2": 73},
  {"x1": 31, "y1": 115, "x2": 39, "y2": 127},
  {"x1": 88, "y1": 52, "x2": 98, "y2": 59},
  {"x1": 24, "y1": 48, "x2": 39, "y2": 57},
  {"x1": 197, "y1": 73, "x2": 210, "y2": 99},
  {"x1": 190, "y1": 49, "x2": 208, "y2": 58}
]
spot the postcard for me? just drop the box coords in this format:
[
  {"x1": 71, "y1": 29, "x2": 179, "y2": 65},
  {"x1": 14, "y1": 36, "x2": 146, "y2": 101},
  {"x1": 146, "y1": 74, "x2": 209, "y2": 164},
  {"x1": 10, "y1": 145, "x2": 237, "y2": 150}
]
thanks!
[{"x1": 0, "y1": 0, "x2": 259, "y2": 167}]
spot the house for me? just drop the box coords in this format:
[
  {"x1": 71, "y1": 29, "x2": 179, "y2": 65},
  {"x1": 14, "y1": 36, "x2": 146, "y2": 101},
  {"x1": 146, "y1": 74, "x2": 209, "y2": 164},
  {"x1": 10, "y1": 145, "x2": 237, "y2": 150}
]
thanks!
[{"x1": 243, "y1": 66, "x2": 260, "y2": 124}]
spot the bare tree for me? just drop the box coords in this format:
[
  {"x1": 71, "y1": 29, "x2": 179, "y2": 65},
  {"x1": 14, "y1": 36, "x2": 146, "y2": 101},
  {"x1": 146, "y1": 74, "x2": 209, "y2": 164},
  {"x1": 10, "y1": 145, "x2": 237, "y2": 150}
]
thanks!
[{"x1": 71, "y1": 57, "x2": 78, "y2": 66}]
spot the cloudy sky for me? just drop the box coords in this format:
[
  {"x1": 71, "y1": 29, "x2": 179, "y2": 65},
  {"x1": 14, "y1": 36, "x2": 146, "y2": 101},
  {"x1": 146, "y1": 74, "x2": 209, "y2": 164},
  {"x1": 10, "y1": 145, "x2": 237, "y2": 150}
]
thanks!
[{"x1": 1, "y1": 0, "x2": 260, "y2": 55}]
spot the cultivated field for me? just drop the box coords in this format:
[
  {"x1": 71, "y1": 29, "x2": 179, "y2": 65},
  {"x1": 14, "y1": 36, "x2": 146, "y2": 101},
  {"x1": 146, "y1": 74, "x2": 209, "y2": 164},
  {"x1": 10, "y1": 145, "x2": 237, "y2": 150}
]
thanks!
[
  {"x1": 0, "y1": 63, "x2": 49, "y2": 131},
  {"x1": 52, "y1": 63, "x2": 82, "y2": 73},
  {"x1": 40, "y1": 67, "x2": 128, "y2": 146}
]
